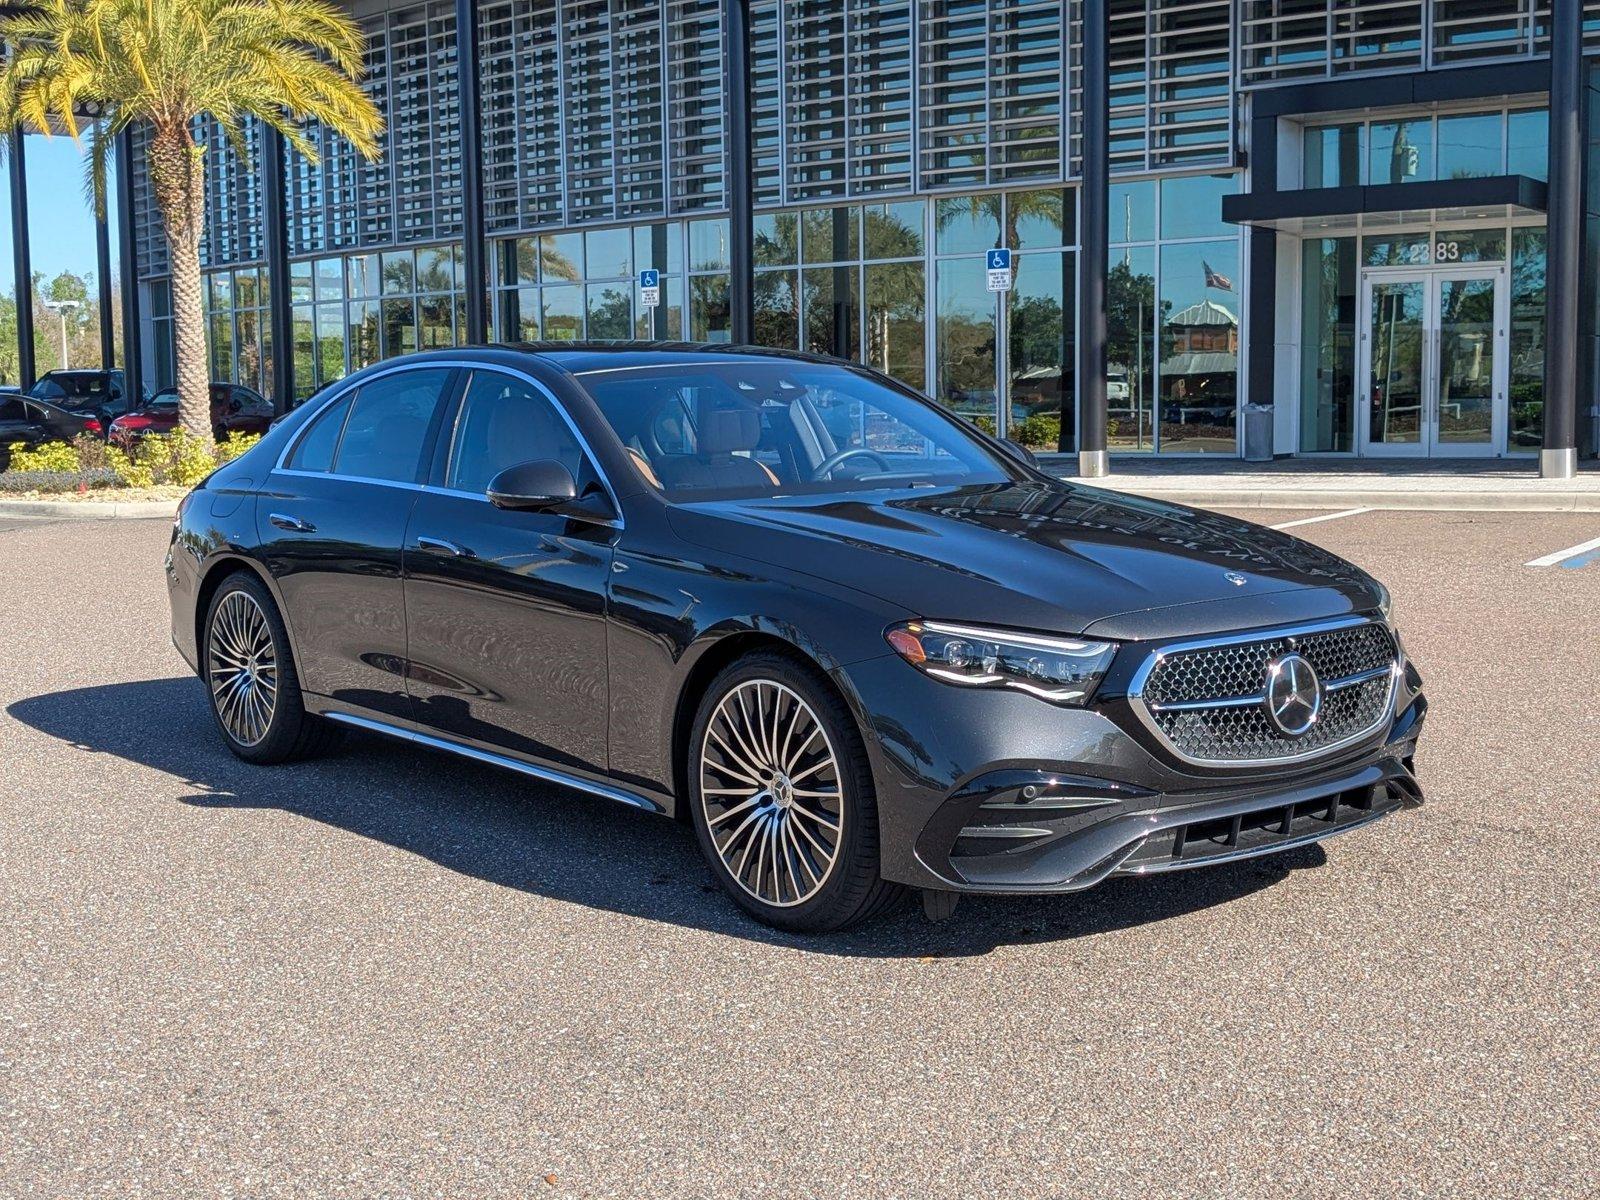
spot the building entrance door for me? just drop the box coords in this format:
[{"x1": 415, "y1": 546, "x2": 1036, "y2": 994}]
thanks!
[{"x1": 1359, "y1": 265, "x2": 1506, "y2": 457}]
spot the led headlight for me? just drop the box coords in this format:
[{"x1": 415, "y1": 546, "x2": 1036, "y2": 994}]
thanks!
[{"x1": 885, "y1": 620, "x2": 1117, "y2": 705}]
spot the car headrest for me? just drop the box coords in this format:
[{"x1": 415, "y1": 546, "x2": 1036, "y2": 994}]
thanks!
[{"x1": 697, "y1": 402, "x2": 761, "y2": 456}]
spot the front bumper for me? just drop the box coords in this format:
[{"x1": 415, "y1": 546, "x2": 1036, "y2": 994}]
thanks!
[
  {"x1": 837, "y1": 636, "x2": 1426, "y2": 895},
  {"x1": 914, "y1": 748, "x2": 1422, "y2": 894}
]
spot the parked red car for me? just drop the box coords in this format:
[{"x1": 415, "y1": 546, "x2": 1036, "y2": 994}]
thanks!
[{"x1": 109, "y1": 383, "x2": 276, "y2": 444}]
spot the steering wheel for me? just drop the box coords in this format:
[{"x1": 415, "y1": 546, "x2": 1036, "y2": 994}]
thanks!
[{"x1": 813, "y1": 446, "x2": 892, "y2": 480}]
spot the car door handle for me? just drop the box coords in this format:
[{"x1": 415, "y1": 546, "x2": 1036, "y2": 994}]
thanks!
[
  {"x1": 268, "y1": 513, "x2": 316, "y2": 533},
  {"x1": 416, "y1": 535, "x2": 476, "y2": 559}
]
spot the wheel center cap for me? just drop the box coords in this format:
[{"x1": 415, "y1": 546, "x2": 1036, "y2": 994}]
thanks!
[{"x1": 768, "y1": 771, "x2": 794, "y2": 809}]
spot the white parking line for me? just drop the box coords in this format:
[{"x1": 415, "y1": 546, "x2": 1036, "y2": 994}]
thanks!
[
  {"x1": 1270, "y1": 507, "x2": 1373, "y2": 531},
  {"x1": 1526, "y1": 534, "x2": 1600, "y2": 568}
]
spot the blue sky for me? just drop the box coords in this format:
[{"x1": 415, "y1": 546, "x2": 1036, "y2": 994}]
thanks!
[{"x1": 0, "y1": 133, "x2": 117, "y2": 297}]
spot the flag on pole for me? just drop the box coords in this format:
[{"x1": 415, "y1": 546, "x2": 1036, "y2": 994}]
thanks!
[{"x1": 1203, "y1": 261, "x2": 1233, "y2": 291}]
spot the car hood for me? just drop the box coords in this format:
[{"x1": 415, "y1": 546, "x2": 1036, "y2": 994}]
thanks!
[{"x1": 666, "y1": 480, "x2": 1383, "y2": 641}]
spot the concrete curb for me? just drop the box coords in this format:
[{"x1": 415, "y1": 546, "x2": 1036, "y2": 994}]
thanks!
[
  {"x1": 1056, "y1": 481, "x2": 1600, "y2": 514},
  {"x1": 0, "y1": 498, "x2": 180, "y2": 520}
]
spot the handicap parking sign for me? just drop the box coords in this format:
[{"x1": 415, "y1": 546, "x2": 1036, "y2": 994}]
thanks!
[
  {"x1": 985, "y1": 248, "x2": 1012, "y2": 292},
  {"x1": 639, "y1": 268, "x2": 661, "y2": 309}
]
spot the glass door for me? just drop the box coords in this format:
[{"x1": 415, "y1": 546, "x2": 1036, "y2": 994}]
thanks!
[
  {"x1": 1359, "y1": 267, "x2": 1506, "y2": 456},
  {"x1": 1433, "y1": 269, "x2": 1501, "y2": 454},
  {"x1": 1361, "y1": 275, "x2": 1427, "y2": 454}
]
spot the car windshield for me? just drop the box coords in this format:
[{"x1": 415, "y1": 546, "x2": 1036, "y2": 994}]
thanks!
[
  {"x1": 576, "y1": 360, "x2": 1014, "y2": 499},
  {"x1": 149, "y1": 392, "x2": 180, "y2": 410}
]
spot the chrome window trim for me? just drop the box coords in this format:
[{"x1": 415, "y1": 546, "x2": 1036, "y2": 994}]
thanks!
[
  {"x1": 1126, "y1": 615, "x2": 1400, "y2": 770},
  {"x1": 274, "y1": 467, "x2": 427, "y2": 494},
  {"x1": 569, "y1": 359, "x2": 752, "y2": 376},
  {"x1": 271, "y1": 358, "x2": 625, "y2": 528}
]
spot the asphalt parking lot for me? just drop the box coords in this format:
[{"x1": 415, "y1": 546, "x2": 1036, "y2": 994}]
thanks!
[{"x1": 2, "y1": 506, "x2": 1596, "y2": 1198}]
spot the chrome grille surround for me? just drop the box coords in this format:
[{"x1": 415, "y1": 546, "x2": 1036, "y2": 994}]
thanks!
[{"x1": 1127, "y1": 617, "x2": 1400, "y2": 768}]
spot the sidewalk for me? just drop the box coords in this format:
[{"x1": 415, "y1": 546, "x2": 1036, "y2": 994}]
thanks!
[{"x1": 1038, "y1": 455, "x2": 1600, "y2": 513}]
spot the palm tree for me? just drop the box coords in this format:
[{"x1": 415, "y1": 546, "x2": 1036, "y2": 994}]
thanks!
[{"x1": 0, "y1": 0, "x2": 383, "y2": 443}]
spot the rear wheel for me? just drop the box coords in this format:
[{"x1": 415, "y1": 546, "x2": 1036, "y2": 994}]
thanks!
[
  {"x1": 202, "y1": 571, "x2": 340, "y2": 764},
  {"x1": 688, "y1": 651, "x2": 904, "y2": 932}
]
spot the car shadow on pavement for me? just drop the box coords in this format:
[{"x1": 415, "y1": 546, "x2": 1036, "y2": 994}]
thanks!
[{"x1": 9, "y1": 677, "x2": 1327, "y2": 959}]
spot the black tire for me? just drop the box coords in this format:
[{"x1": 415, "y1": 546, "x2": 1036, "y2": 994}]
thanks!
[
  {"x1": 201, "y1": 570, "x2": 342, "y2": 764},
  {"x1": 687, "y1": 650, "x2": 906, "y2": 933}
]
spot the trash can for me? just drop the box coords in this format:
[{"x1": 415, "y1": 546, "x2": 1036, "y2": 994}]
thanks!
[{"x1": 1243, "y1": 403, "x2": 1274, "y2": 463}]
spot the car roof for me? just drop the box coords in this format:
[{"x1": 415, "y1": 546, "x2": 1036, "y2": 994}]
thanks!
[{"x1": 483, "y1": 341, "x2": 851, "y2": 376}]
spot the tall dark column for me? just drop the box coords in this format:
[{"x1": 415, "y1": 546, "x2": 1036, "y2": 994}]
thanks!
[
  {"x1": 95, "y1": 183, "x2": 116, "y2": 371},
  {"x1": 1245, "y1": 114, "x2": 1278, "y2": 450},
  {"x1": 724, "y1": 0, "x2": 754, "y2": 345},
  {"x1": 9, "y1": 131, "x2": 34, "y2": 389},
  {"x1": 1543, "y1": 0, "x2": 1583, "y2": 478},
  {"x1": 455, "y1": 0, "x2": 488, "y2": 344},
  {"x1": 260, "y1": 125, "x2": 294, "y2": 413},
  {"x1": 1076, "y1": 0, "x2": 1108, "y2": 477},
  {"x1": 115, "y1": 127, "x2": 143, "y2": 400},
  {"x1": 651, "y1": 223, "x2": 669, "y2": 339}
]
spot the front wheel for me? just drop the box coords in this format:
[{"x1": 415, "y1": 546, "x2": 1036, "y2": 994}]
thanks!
[
  {"x1": 687, "y1": 651, "x2": 904, "y2": 932},
  {"x1": 202, "y1": 571, "x2": 340, "y2": 764}
]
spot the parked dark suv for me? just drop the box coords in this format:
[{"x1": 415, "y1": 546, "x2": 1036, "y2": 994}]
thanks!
[
  {"x1": 166, "y1": 345, "x2": 1426, "y2": 931},
  {"x1": 28, "y1": 369, "x2": 146, "y2": 431}
]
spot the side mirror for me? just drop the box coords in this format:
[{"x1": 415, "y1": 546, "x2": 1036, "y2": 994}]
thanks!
[
  {"x1": 486, "y1": 459, "x2": 580, "y2": 512},
  {"x1": 1001, "y1": 437, "x2": 1039, "y2": 468}
]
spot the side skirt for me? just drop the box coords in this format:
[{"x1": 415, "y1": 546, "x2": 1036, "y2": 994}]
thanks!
[{"x1": 321, "y1": 709, "x2": 667, "y2": 815}]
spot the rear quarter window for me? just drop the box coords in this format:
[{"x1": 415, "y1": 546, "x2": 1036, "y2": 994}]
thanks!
[{"x1": 286, "y1": 392, "x2": 355, "y2": 472}]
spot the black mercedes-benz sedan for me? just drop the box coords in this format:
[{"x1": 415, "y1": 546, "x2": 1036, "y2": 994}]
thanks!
[{"x1": 166, "y1": 344, "x2": 1426, "y2": 931}]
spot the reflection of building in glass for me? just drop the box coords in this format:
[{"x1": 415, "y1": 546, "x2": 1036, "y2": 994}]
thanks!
[{"x1": 77, "y1": 0, "x2": 1590, "y2": 465}]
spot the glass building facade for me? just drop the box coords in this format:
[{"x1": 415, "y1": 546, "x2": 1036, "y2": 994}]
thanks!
[{"x1": 116, "y1": 0, "x2": 1600, "y2": 461}]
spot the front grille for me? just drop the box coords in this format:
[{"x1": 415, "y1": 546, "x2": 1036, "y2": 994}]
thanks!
[{"x1": 1133, "y1": 621, "x2": 1398, "y2": 766}]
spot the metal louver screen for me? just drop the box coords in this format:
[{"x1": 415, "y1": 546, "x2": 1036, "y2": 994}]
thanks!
[
  {"x1": 1068, "y1": 0, "x2": 1233, "y2": 176},
  {"x1": 131, "y1": 0, "x2": 1600, "y2": 282},
  {"x1": 131, "y1": 123, "x2": 167, "y2": 279},
  {"x1": 668, "y1": 0, "x2": 728, "y2": 213},
  {"x1": 198, "y1": 117, "x2": 263, "y2": 270},
  {"x1": 759, "y1": 0, "x2": 914, "y2": 202},
  {"x1": 1240, "y1": 1, "x2": 1600, "y2": 85}
]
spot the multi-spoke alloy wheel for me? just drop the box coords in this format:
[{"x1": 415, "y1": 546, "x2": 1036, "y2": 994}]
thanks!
[
  {"x1": 698, "y1": 678, "x2": 844, "y2": 908},
  {"x1": 207, "y1": 590, "x2": 279, "y2": 747}
]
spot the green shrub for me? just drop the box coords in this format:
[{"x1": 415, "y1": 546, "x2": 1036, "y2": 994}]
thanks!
[
  {"x1": 4, "y1": 427, "x2": 263, "y2": 491},
  {"x1": 6, "y1": 440, "x2": 80, "y2": 473},
  {"x1": 106, "y1": 441, "x2": 156, "y2": 489},
  {"x1": 1016, "y1": 413, "x2": 1061, "y2": 450},
  {"x1": 218, "y1": 432, "x2": 263, "y2": 463},
  {"x1": 71, "y1": 433, "x2": 113, "y2": 472}
]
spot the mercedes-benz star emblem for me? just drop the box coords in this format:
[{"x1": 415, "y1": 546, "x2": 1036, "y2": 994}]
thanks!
[
  {"x1": 1265, "y1": 652, "x2": 1321, "y2": 737},
  {"x1": 1225, "y1": 571, "x2": 1248, "y2": 587}
]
